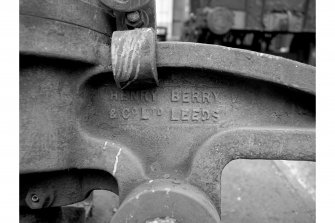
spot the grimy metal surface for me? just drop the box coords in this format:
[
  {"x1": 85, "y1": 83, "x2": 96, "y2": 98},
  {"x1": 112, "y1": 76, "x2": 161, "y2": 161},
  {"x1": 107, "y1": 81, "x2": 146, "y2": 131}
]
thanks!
[
  {"x1": 99, "y1": 0, "x2": 151, "y2": 12},
  {"x1": 112, "y1": 29, "x2": 158, "y2": 89},
  {"x1": 20, "y1": 0, "x2": 315, "y2": 222}
]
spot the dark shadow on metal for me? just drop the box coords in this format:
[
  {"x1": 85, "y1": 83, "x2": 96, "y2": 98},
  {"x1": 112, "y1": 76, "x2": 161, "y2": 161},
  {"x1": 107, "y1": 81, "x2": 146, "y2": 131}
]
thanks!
[{"x1": 20, "y1": 169, "x2": 119, "y2": 209}]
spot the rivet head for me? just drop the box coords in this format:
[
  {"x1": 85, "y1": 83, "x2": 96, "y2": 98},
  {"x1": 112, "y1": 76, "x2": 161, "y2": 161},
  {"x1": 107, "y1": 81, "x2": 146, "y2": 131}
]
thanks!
[{"x1": 31, "y1": 194, "x2": 39, "y2": 203}]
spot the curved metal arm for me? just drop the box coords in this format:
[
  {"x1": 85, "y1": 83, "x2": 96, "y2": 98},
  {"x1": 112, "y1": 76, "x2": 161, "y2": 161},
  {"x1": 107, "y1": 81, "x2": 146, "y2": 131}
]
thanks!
[
  {"x1": 157, "y1": 42, "x2": 315, "y2": 95},
  {"x1": 187, "y1": 127, "x2": 315, "y2": 212}
]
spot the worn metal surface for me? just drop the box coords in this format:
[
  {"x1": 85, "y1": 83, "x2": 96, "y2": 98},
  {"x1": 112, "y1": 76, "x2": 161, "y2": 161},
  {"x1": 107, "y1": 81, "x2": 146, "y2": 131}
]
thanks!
[
  {"x1": 20, "y1": 0, "x2": 116, "y2": 36},
  {"x1": 20, "y1": 53, "x2": 315, "y2": 215},
  {"x1": 99, "y1": 0, "x2": 151, "y2": 12},
  {"x1": 188, "y1": 128, "x2": 315, "y2": 210},
  {"x1": 111, "y1": 28, "x2": 158, "y2": 89},
  {"x1": 20, "y1": 15, "x2": 111, "y2": 65},
  {"x1": 20, "y1": 0, "x2": 315, "y2": 221},
  {"x1": 20, "y1": 0, "x2": 114, "y2": 65},
  {"x1": 157, "y1": 42, "x2": 315, "y2": 94},
  {"x1": 145, "y1": 217, "x2": 177, "y2": 223},
  {"x1": 81, "y1": 160, "x2": 315, "y2": 222},
  {"x1": 110, "y1": 179, "x2": 220, "y2": 223}
]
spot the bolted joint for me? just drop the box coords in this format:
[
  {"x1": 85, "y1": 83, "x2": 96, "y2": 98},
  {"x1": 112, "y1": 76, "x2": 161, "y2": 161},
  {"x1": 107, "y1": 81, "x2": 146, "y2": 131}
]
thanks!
[
  {"x1": 125, "y1": 10, "x2": 148, "y2": 28},
  {"x1": 111, "y1": 28, "x2": 158, "y2": 89},
  {"x1": 126, "y1": 11, "x2": 141, "y2": 23},
  {"x1": 125, "y1": 10, "x2": 149, "y2": 28},
  {"x1": 106, "y1": 0, "x2": 156, "y2": 31}
]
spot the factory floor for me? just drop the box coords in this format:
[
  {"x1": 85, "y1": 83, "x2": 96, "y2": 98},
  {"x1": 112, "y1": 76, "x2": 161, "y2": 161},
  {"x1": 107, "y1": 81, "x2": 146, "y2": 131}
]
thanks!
[{"x1": 84, "y1": 160, "x2": 315, "y2": 223}]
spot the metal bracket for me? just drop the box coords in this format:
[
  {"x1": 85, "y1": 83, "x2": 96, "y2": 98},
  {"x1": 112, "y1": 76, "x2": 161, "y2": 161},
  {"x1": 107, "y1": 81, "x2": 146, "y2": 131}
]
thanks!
[{"x1": 112, "y1": 28, "x2": 158, "y2": 89}]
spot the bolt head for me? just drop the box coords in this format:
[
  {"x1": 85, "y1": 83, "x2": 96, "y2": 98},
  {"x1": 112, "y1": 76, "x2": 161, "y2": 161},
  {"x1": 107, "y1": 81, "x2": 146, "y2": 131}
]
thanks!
[
  {"x1": 126, "y1": 11, "x2": 141, "y2": 23},
  {"x1": 31, "y1": 194, "x2": 39, "y2": 203}
]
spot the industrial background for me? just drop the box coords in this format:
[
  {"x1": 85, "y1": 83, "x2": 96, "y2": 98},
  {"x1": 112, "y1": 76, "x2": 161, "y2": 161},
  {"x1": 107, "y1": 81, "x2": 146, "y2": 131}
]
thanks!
[{"x1": 157, "y1": 0, "x2": 315, "y2": 65}]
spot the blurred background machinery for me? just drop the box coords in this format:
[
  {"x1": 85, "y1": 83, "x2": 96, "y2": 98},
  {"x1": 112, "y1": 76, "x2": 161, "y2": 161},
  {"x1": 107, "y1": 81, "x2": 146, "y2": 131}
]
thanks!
[{"x1": 156, "y1": 0, "x2": 315, "y2": 65}]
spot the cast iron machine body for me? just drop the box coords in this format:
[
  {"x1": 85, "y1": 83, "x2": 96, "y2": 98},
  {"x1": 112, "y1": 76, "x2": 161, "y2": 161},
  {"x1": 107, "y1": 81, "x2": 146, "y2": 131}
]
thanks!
[{"x1": 20, "y1": 0, "x2": 315, "y2": 222}]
